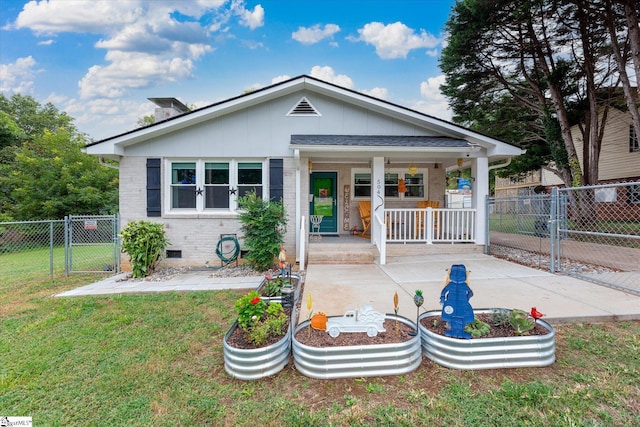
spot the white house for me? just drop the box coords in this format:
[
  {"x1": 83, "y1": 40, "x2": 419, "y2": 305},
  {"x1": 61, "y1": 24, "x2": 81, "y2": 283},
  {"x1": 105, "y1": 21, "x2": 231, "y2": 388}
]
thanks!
[{"x1": 85, "y1": 75, "x2": 524, "y2": 267}]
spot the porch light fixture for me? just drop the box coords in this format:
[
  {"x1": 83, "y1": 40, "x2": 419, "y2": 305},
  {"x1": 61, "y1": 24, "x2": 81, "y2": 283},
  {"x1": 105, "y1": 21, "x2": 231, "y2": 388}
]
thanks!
[
  {"x1": 408, "y1": 164, "x2": 418, "y2": 176},
  {"x1": 457, "y1": 158, "x2": 464, "y2": 167},
  {"x1": 308, "y1": 160, "x2": 313, "y2": 172}
]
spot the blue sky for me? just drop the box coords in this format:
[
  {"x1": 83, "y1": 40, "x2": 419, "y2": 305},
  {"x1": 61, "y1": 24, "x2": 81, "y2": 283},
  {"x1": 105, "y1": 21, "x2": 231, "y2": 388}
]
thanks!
[{"x1": 1, "y1": 0, "x2": 456, "y2": 140}]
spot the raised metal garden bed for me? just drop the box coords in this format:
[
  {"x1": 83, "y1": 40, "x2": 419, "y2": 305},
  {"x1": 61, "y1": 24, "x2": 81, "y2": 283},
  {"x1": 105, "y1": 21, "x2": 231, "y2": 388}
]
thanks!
[
  {"x1": 292, "y1": 314, "x2": 422, "y2": 379},
  {"x1": 418, "y1": 309, "x2": 555, "y2": 370},
  {"x1": 223, "y1": 314, "x2": 293, "y2": 381}
]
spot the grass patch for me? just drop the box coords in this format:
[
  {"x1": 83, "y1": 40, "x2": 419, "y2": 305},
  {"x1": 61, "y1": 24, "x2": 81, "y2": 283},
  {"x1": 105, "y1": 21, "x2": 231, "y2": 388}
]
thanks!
[{"x1": 1, "y1": 276, "x2": 639, "y2": 426}]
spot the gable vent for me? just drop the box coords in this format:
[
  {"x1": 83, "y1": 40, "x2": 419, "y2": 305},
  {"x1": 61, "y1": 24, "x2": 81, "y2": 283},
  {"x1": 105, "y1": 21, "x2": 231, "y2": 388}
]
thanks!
[{"x1": 287, "y1": 97, "x2": 321, "y2": 116}]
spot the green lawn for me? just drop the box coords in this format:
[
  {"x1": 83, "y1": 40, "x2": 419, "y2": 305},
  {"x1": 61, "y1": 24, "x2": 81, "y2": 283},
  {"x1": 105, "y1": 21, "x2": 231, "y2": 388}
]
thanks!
[
  {"x1": 1, "y1": 275, "x2": 639, "y2": 426},
  {"x1": 0, "y1": 245, "x2": 116, "y2": 288}
]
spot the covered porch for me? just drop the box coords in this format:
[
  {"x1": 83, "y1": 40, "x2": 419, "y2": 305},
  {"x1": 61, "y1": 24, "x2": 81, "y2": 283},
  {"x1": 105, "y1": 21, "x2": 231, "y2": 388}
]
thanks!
[{"x1": 289, "y1": 136, "x2": 509, "y2": 266}]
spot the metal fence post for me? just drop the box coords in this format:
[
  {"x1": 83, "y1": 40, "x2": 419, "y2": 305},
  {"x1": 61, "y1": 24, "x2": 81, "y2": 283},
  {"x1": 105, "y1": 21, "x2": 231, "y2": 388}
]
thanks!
[
  {"x1": 49, "y1": 221, "x2": 54, "y2": 279},
  {"x1": 64, "y1": 215, "x2": 69, "y2": 276},
  {"x1": 549, "y1": 188, "x2": 557, "y2": 273}
]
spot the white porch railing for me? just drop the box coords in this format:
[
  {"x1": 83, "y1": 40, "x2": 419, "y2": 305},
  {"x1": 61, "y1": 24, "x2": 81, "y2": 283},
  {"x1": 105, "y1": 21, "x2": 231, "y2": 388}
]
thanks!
[{"x1": 385, "y1": 208, "x2": 476, "y2": 244}]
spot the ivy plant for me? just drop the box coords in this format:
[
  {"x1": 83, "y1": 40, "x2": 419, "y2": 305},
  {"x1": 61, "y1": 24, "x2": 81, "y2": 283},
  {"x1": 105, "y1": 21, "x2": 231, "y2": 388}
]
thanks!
[
  {"x1": 120, "y1": 220, "x2": 169, "y2": 278},
  {"x1": 237, "y1": 191, "x2": 287, "y2": 271}
]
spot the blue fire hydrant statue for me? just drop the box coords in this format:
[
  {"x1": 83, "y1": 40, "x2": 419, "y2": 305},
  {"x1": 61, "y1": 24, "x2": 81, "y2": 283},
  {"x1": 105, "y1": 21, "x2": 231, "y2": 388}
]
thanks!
[{"x1": 440, "y1": 264, "x2": 474, "y2": 339}]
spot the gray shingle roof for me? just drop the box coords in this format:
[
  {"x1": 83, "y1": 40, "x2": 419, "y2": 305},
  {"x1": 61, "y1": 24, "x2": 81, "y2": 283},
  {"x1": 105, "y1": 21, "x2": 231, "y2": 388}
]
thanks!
[{"x1": 290, "y1": 135, "x2": 470, "y2": 148}]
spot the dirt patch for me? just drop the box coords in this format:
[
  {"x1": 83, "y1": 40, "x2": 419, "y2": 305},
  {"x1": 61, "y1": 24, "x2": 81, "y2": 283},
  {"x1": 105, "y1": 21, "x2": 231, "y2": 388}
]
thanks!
[{"x1": 295, "y1": 319, "x2": 415, "y2": 347}]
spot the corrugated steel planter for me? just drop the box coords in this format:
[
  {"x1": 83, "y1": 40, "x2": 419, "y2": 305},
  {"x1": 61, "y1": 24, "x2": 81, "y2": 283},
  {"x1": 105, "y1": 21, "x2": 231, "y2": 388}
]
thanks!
[
  {"x1": 419, "y1": 309, "x2": 555, "y2": 370},
  {"x1": 223, "y1": 316, "x2": 292, "y2": 381},
  {"x1": 292, "y1": 314, "x2": 422, "y2": 379}
]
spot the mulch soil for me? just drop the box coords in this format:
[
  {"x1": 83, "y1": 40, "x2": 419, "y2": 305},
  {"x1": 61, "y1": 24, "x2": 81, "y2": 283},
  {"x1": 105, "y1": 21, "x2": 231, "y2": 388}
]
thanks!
[
  {"x1": 294, "y1": 319, "x2": 415, "y2": 347},
  {"x1": 421, "y1": 312, "x2": 550, "y2": 338}
]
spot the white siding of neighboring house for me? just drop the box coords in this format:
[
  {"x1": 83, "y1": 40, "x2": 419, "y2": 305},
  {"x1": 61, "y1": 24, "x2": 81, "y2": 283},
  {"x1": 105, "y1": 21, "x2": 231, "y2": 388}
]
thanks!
[{"x1": 571, "y1": 108, "x2": 640, "y2": 181}]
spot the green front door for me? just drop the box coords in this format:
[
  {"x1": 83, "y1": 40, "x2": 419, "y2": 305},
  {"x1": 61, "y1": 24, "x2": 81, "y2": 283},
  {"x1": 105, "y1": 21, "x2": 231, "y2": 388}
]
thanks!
[{"x1": 310, "y1": 172, "x2": 337, "y2": 233}]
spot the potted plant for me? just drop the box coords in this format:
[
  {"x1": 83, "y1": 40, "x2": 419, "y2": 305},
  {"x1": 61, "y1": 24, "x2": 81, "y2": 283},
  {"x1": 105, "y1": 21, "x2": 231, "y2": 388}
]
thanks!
[{"x1": 223, "y1": 290, "x2": 293, "y2": 380}]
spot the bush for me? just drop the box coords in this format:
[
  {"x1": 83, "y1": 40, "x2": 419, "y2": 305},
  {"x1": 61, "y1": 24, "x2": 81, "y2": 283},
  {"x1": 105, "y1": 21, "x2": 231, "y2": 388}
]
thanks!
[
  {"x1": 234, "y1": 290, "x2": 287, "y2": 346},
  {"x1": 237, "y1": 191, "x2": 287, "y2": 271},
  {"x1": 120, "y1": 220, "x2": 169, "y2": 278}
]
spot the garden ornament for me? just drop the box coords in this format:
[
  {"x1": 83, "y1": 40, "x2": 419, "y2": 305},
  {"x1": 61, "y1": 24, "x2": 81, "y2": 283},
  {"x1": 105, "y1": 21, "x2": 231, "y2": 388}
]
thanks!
[
  {"x1": 440, "y1": 264, "x2": 475, "y2": 339},
  {"x1": 278, "y1": 245, "x2": 287, "y2": 278}
]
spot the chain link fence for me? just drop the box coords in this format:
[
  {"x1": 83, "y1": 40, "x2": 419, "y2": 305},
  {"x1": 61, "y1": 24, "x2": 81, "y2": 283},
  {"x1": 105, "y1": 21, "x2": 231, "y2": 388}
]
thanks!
[
  {"x1": 488, "y1": 182, "x2": 640, "y2": 295},
  {"x1": 0, "y1": 215, "x2": 119, "y2": 288}
]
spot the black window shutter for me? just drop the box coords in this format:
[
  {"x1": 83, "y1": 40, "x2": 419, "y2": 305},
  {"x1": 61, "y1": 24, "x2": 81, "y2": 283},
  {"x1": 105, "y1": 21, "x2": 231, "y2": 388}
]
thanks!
[
  {"x1": 146, "y1": 158, "x2": 161, "y2": 217},
  {"x1": 269, "y1": 158, "x2": 284, "y2": 201}
]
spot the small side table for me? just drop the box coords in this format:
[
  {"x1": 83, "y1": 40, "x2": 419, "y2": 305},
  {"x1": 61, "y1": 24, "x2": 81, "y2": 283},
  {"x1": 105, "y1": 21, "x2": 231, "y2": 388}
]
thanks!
[{"x1": 310, "y1": 215, "x2": 323, "y2": 242}]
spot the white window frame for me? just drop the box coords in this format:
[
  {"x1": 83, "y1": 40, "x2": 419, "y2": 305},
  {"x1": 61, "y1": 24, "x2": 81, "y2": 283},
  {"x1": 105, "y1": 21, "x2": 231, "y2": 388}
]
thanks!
[
  {"x1": 351, "y1": 168, "x2": 428, "y2": 200},
  {"x1": 164, "y1": 158, "x2": 266, "y2": 215}
]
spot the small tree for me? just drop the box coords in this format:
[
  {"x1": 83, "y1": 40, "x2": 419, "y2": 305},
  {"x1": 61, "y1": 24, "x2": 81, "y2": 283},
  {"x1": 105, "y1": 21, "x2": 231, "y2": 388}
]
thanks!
[
  {"x1": 237, "y1": 191, "x2": 287, "y2": 271},
  {"x1": 120, "y1": 220, "x2": 169, "y2": 278}
]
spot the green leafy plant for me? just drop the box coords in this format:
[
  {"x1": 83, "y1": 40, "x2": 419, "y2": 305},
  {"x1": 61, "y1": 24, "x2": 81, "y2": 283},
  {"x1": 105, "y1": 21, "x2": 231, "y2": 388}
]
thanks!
[
  {"x1": 234, "y1": 290, "x2": 287, "y2": 346},
  {"x1": 260, "y1": 276, "x2": 287, "y2": 297},
  {"x1": 464, "y1": 318, "x2": 491, "y2": 338},
  {"x1": 237, "y1": 191, "x2": 288, "y2": 271},
  {"x1": 509, "y1": 309, "x2": 535, "y2": 336},
  {"x1": 489, "y1": 308, "x2": 511, "y2": 328},
  {"x1": 120, "y1": 220, "x2": 169, "y2": 278}
]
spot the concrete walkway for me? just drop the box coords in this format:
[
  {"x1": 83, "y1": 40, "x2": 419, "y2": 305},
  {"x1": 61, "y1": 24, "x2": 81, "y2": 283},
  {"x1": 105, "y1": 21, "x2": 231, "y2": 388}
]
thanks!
[
  {"x1": 299, "y1": 253, "x2": 640, "y2": 325},
  {"x1": 57, "y1": 253, "x2": 640, "y2": 325},
  {"x1": 56, "y1": 270, "x2": 264, "y2": 297}
]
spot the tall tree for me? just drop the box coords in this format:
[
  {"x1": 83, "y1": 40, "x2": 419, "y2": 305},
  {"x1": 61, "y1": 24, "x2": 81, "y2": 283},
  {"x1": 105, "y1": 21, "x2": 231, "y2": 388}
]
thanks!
[
  {"x1": 440, "y1": 0, "x2": 630, "y2": 188},
  {"x1": 0, "y1": 95, "x2": 118, "y2": 220}
]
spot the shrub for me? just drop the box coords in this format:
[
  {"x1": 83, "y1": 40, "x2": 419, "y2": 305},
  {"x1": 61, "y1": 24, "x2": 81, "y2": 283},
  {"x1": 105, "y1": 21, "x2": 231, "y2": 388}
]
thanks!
[
  {"x1": 120, "y1": 220, "x2": 169, "y2": 278},
  {"x1": 235, "y1": 290, "x2": 287, "y2": 346},
  {"x1": 237, "y1": 191, "x2": 287, "y2": 271},
  {"x1": 234, "y1": 290, "x2": 267, "y2": 331}
]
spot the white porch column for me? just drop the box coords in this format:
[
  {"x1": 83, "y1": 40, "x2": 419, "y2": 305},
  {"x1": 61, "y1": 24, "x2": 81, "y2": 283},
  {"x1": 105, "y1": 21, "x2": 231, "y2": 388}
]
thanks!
[
  {"x1": 294, "y1": 150, "x2": 301, "y2": 263},
  {"x1": 472, "y1": 156, "x2": 489, "y2": 245},
  {"x1": 371, "y1": 156, "x2": 385, "y2": 242}
]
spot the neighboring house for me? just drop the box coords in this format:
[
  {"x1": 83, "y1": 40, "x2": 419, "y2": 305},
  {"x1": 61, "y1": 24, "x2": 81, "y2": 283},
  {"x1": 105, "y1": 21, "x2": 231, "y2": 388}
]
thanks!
[
  {"x1": 85, "y1": 75, "x2": 523, "y2": 267},
  {"x1": 494, "y1": 106, "x2": 640, "y2": 222}
]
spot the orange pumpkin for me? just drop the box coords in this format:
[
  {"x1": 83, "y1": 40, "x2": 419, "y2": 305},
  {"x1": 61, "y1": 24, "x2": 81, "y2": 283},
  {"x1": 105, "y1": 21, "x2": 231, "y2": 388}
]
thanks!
[{"x1": 310, "y1": 312, "x2": 328, "y2": 330}]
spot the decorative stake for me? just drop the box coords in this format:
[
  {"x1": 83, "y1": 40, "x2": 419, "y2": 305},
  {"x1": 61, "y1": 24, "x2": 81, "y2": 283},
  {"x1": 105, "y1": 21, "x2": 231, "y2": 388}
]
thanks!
[
  {"x1": 393, "y1": 291, "x2": 399, "y2": 336},
  {"x1": 440, "y1": 265, "x2": 474, "y2": 339},
  {"x1": 530, "y1": 307, "x2": 544, "y2": 324},
  {"x1": 307, "y1": 293, "x2": 313, "y2": 338},
  {"x1": 409, "y1": 290, "x2": 423, "y2": 336}
]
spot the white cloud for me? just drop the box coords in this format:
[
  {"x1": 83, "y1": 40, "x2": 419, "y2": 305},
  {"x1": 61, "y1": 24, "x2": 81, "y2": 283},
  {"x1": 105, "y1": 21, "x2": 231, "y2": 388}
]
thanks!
[
  {"x1": 63, "y1": 97, "x2": 155, "y2": 140},
  {"x1": 37, "y1": 39, "x2": 54, "y2": 46},
  {"x1": 309, "y1": 66, "x2": 353, "y2": 89},
  {"x1": 0, "y1": 56, "x2": 37, "y2": 95},
  {"x1": 11, "y1": 0, "x2": 255, "y2": 101},
  {"x1": 362, "y1": 87, "x2": 388, "y2": 100},
  {"x1": 233, "y1": 1, "x2": 264, "y2": 30},
  {"x1": 414, "y1": 74, "x2": 452, "y2": 120},
  {"x1": 351, "y1": 21, "x2": 441, "y2": 59},
  {"x1": 271, "y1": 75, "x2": 291, "y2": 84},
  {"x1": 292, "y1": 24, "x2": 340, "y2": 45}
]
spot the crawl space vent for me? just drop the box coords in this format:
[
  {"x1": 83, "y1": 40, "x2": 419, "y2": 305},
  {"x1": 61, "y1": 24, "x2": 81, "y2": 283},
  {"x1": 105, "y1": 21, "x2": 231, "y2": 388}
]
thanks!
[
  {"x1": 166, "y1": 250, "x2": 182, "y2": 259},
  {"x1": 287, "y1": 96, "x2": 321, "y2": 116}
]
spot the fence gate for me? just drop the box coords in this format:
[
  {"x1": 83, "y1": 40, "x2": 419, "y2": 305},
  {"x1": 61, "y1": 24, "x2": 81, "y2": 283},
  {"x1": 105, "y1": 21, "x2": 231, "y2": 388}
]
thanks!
[
  {"x1": 554, "y1": 183, "x2": 640, "y2": 294},
  {"x1": 66, "y1": 215, "x2": 119, "y2": 274}
]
